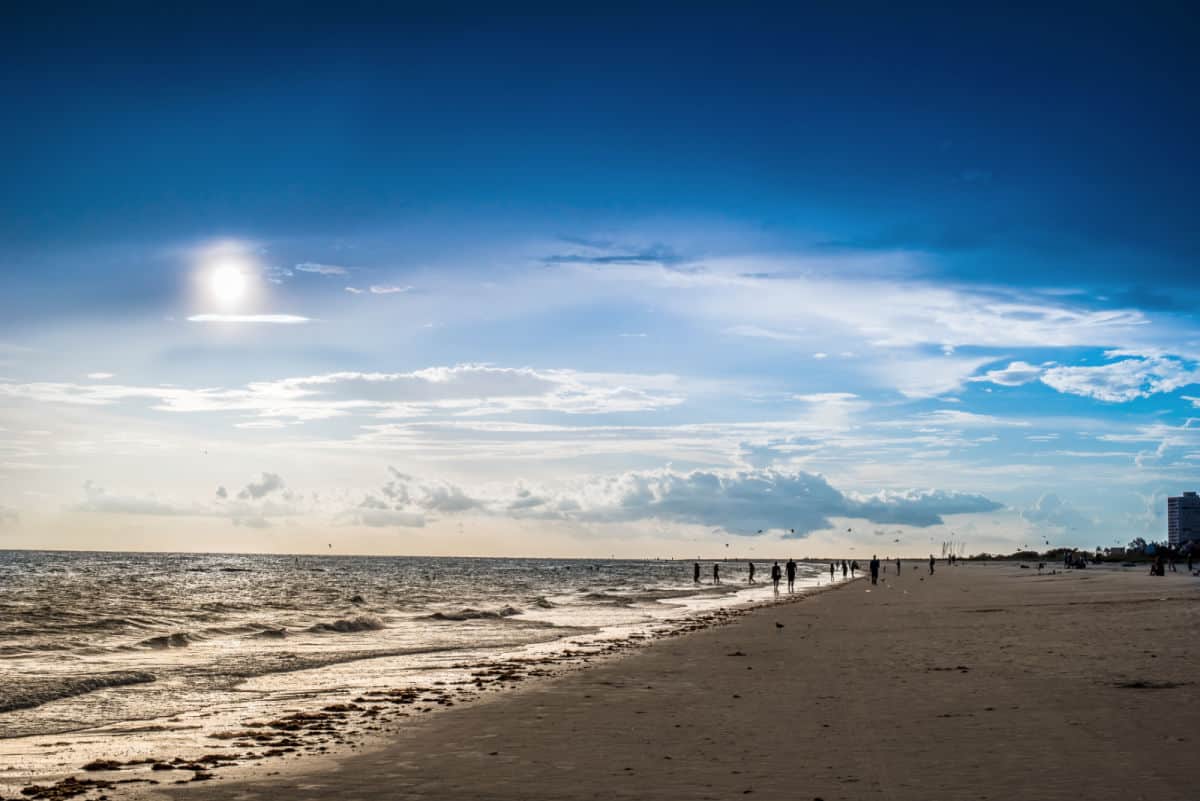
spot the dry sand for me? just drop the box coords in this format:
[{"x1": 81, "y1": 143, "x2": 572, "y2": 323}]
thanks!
[{"x1": 159, "y1": 563, "x2": 1200, "y2": 801}]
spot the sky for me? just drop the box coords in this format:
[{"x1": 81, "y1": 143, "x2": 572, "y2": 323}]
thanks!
[{"x1": 2, "y1": 4, "x2": 1199, "y2": 557}]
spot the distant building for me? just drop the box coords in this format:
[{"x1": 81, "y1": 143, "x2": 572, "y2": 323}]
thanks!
[{"x1": 1167, "y1": 492, "x2": 1200, "y2": 547}]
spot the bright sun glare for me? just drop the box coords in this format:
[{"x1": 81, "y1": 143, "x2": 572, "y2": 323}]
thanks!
[{"x1": 210, "y1": 263, "x2": 247, "y2": 307}]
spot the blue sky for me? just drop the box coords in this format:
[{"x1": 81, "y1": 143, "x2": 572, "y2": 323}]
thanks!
[{"x1": 1, "y1": 5, "x2": 1198, "y2": 556}]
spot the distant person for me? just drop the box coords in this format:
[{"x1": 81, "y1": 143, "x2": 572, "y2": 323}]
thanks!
[
  {"x1": 693, "y1": 562, "x2": 701, "y2": 584},
  {"x1": 869, "y1": 555, "x2": 880, "y2": 585},
  {"x1": 771, "y1": 561, "x2": 782, "y2": 593},
  {"x1": 713, "y1": 563, "x2": 720, "y2": 584},
  {"x1": 785, "y1": 558, "x2": 797, "y2": 592},
  {"x1": 748, "y1": 562, "x2": 756, "y2": 584},
  {"x1": 841, "y1": 560, "x2": 848, "y2": 578},
  {"x1": 850, "y1": 560, "x2": 859, "y2": 577},
  {"x1": 896, "y1": 558, "x2": 901, "y2": 575},
  {"x1": 830, "y1": 562, "x2": 836, "y2": 580},
  {"x1": 929, "y1": 555, "x2": 936, "y2": 575}
]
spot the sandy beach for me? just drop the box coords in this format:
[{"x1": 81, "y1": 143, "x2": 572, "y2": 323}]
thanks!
[{"x1": 145, "y1": 563, "x2": 1200, "y2": 801}]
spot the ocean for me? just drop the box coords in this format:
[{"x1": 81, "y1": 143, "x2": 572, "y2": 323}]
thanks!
[{"x1": 0, "y1": 550, "x2": 833, "y2": 788}]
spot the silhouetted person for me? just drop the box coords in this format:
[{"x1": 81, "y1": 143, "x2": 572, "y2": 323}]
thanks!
[
  {"x1": 748, "y1": 562, "x2": 756, "y2": 584},
  {"x1": 896, "y1": 558, "x2": 901, "y2": 574},
  {"x1": 771, "y1": 561, "x2": 782, "y2": 593},
  {"x1": 830, "y1": 562, "x2": 836, "y2": 580},
  {"x1": 850, "y1": 560, "x2": 858, "y2": 577},
  {"x1": 929, "y1": 555, "x2": 935, "y2": 575},
  {"x1": 693, "y1": 562, "x2": 701, "y2": 584},
  {"x1": 785, "y1": 558, "x2": 797, "y2": 592},
  {"x1": 869, "y1": 555, "x2": 880, "y2": 585},
  {"x1": 841, "y1": 560, "x2": 848, "y2": 578},
  {"x1": 713, "y1": 563, "x2": 720, "y2": 584}
]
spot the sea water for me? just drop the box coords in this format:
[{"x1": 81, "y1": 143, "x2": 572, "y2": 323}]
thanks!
[{"x1": 0, "y1": 550, "x2": 833, "y2": 786}]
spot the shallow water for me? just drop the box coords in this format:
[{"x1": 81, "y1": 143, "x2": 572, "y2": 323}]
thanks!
[{"x1": 0, "y1": 550, "x2": 833, "y2": 788}]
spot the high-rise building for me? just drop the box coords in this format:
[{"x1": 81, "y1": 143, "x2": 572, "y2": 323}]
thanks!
[{"x1": 1167, "y1": 492, "x2": 1200, "y2": 547}]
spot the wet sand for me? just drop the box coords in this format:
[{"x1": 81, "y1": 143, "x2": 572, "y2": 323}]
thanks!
[{"x1": 157, "y1": 563, "x2": 1200, "y2": 801}]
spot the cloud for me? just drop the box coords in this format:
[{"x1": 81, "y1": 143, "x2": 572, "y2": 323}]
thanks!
[
  {"x1": 215, "y1": 486, "x2": 228, "y2": 499},
  {"x1": 187, "y1": 314, "x2": 311, "y2": 324},
  {"x1": 972, "y1": 361, "x2": 1045, "y2": 387},
  {"x1": 344, "y1": 286, "x2": 364, "y2": 294},
  {"x1": 337, "y1": 466, "x2": 988, "y2": 538},
  {"x1": 0, "y1": 364, "x2": 684, "y2": 425},
  {"x1": 86, "y1": 372, "x2": 115, "y2": 380},
  {"x1": 337, "y1": 467, "x2": 482, "y2": 527},
  {"x1": 1021, "y1": 493, "x2": 1091, "y2": 531},
  {"x1": 76, "y1": 480, "x2": 193, "y2": 516},
  {"x1": 792, "y1": 393, "x2": 858, "y2": 403},
  {"x1": 912, "y1": 410, "x2": 1031, "y2": 428},
  {"x1": 369, "y1": 284, "x2": 412, "y2": 295},
  {"x1": 264, "y1": 265, "x2": 294, "y2": 284},
  {"x1": 875, "y1": 355, "x2": 996, "y2": 398},
  {"x1": 512, "y1": 467, "x2": 1002, "y2": 535},
  {"x1": 542, "y1": 242, "x2": 686, "y2": 268},
  {"x1": 295, "y1": 262, "x2": 349, "y2": 276},
  {"x1": 1040, "y1": 356, "x2": 1200, "y2": 402},
  {"x1": 237, "y1": 472, "x2": 285, "y2": 500},
  {"x1": 723, "y1": 325, "x2": 806, "y2": 343}
]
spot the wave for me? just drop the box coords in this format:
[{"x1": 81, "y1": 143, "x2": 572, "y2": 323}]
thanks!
[
  {"x1": 0, "y1": 671, "x2": 156, "y2": 714},
  {"x1": 307, "y1": 615, "x2": 385, "y2": 633},
  {"x1": 248, "y1": 627, "x2": 287, "y2": 639},
  {"x1": 426, "y1": 606, "x2": 522, "y2": 621},
  {"x1": 0, "y1": 616, "x2": 163, "y2": 638},
  {"x1": 579, "y1": 592, "x2": 635, "y2": 606},
  {"x1": 137, "y1": 632, "x2": 197, "y2": 649}
]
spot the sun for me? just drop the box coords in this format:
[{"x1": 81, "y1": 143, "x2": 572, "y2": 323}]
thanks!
[{"x1": 210, "y1": 263, "x2": 248, "y2": 307}]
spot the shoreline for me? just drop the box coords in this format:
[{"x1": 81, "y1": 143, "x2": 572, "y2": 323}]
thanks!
[
  {"x1": 1, "y1": 570, "x2": 848, "y2": 800},
  {"x1": 155, "y1": 563, "x2": 1199, "y2": 801}
]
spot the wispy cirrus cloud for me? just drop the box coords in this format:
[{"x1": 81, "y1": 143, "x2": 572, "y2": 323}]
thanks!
[
  {"x1": 971, "y1": 360, "x2": 1046, "y2": 387},
  {"x1": 295, "y1": 262, "x2": 349, "y2": 276},
  {"x1": 0, "y1": 364, "x2": 685, "y2": 425}
]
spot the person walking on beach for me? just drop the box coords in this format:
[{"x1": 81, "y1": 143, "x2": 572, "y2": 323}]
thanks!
[
  {"x1": 748, "y1": 562, "x2": 756, "y2": 584},
  {"x1": 869, "y1": 555, "x2": 880, "y2": 585},
  {"x1": 830, "y1": 562, "x2": 836, "y2": 580},
  {"x1": 896, "y1": 558, "x2": 901, "y2": 575},
  {"x1": 713, "y1": 563, "x2": 721, "y2": 584},
  {"x1": 850, "y1": 560, "x2": 859, "y2": 577},
  {"x1": 771, "y1": 561, "x2": 782, "y2": 593},
  {"x1": 841, "y1": 560, "x2": 848, "y2": 578},
  {"x1": 785, "y1": 558, "x2": 797, "y2": 592},
  {"x1": 929, "y1": 555, "x2": 936, "y2": 575},
  {"x1": 694, "y1": 562, "x2": 701, "y2": 584}
]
